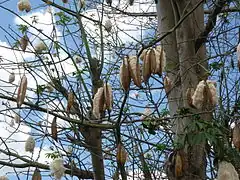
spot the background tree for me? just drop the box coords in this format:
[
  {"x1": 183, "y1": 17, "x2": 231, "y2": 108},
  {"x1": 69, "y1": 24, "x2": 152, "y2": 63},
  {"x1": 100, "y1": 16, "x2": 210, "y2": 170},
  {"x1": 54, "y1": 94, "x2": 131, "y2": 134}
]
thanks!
[{"x1": 0, "y1": 0, "x2": 239, "y2": 180}]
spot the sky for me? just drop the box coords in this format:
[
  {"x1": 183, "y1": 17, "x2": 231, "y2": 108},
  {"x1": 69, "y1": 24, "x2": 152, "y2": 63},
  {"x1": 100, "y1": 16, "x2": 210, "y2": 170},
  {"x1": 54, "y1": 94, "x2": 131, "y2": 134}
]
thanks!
[{"x1": 0, "y1": 0, "x2": 162, "y2": 179}]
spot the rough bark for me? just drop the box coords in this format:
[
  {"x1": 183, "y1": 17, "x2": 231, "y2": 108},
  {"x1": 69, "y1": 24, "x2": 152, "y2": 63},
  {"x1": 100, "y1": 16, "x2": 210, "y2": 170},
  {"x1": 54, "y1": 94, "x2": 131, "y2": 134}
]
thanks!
[{"x1": 157, "y1": 0, "x2": 208, "y2": 179}]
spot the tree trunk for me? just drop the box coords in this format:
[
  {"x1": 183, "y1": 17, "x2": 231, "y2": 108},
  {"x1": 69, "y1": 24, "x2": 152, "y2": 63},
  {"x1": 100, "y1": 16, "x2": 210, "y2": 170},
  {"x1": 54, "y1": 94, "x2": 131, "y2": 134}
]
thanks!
[{"x1": 157, "y1": 0, "x2": 208, "y2": 179}]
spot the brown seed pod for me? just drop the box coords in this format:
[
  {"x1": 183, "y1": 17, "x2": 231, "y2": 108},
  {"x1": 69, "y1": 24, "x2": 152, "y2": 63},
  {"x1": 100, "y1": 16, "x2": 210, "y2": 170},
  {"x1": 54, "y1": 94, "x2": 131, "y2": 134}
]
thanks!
[
  {"x1": 14, "y1": 114, "x2": 20, "y2": 123},
  {"x1": 150, "y1": 48, "x2": 157, "y2": 74},
  {"x1": 142, "y1": 49, "x2": 152, "y2": 82},
  {"x1": 217, "y1": 161, "x2": 239, "y2": 180},
  {"x1": 206, "y1": 80, "x2": 217, "y2": 106},
  {"x1": 103, "y1": 83, "x2": 113, "y2": 110},
  {"x1": 9, "y1": 72, "x2": 15, "y2": 83},
  {"x1": 128, "y1": 56, "x2": 141, "y2": 87},
  {"x1": 25, "y1": 135, "x2": 35, "y2": 153},
  {"x1": 116, "y1": 143, "x2": 127, "y2": 165},
  {"x1": 119, "y1": 57, "x2": 131, "y2": 91},
  {"x1": 62, "y1": 0, "x2": 68, "y2": 3},
  {"x1": 186, "y1": 88, "x2": 195, "y2": 107},
  {"x1": 20, "y1": 35, "x2": 28, "y2": 52},
  {"x1": 175, "y1": 151, "x2": 183, "y2": 177},
  {"x1": 233, "y1": 123, "x2": 240, "y2": 149},
  {"x1": 32, "y1": 168, "x2": 42, "y2": 180},
  {"x1": 155, "y1": 45, "x2": 166, "y2": 75},
  {"x1": 163, "y1": 76, "x2": 172, "y2": 94},
  {"x1": 237, "y1": 43, "x2": 240, "y2": 72},
  {"x1": 139, "y1": 49, "x2": 147, "y2": 61},
  {"x1": 192, "y1": 80, "x2": 205, "y2": 109},
  {"x1": 0, "y1": 176, "x2": 8, "y2": 180},
  {"x1": 66, "y1": 92, "x2": 74, "y2": 112},
  {"x1": 51, "y1": 117, "x2": 57, "y2": 141},
  {"x1": 93, "y1": 87, "x2": 104, "y2": 119},
  {"x1": 17, "y1": 0, "x2": 31, "y2": 12},
  {"x1": 17, "y1": 75, "x2": 27, "y2": 107}
]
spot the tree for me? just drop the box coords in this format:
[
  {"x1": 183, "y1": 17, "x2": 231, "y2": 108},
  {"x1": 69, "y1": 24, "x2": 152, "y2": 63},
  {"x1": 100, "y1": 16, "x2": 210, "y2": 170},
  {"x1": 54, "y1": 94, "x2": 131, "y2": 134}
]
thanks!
[{"x1": 0, "y1": 0, "x2": 239, "y2": 180}]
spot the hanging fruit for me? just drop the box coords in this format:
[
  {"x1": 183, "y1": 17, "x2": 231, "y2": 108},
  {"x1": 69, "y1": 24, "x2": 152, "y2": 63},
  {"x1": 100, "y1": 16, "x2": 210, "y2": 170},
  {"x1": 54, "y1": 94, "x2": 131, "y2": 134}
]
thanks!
[
  {"x1": 116, "y1": 143, "x2": 127, "y2": 165},
  {"x1": 174, "y1": 151, "x2": 183, "y2": 177},
  {"x1": 103, "y1": 83, "x2": 113, "y2": 111},
  {"x1": 25, "y1": 135, "x2": 35, "y2": 153},
  {"x1": 50, "y1": 158, "x2": 66, "y2": 180},
  {"x1": 105, "y1": 19, "x2": 112, "y2": 33},
  {"x1": 20, "y1": 35, "x2": 28, "y2": 52},
  {"x1": 32, "y1": 168, "x2": 42, "y2": 180},
  {"x1": 233, "y1": 123, "x2": 240, "y2": 149},
  {"x1": 192, "y1": 80, "x2": 205, "y2": 109},
  {"x1": 9, "y1": 72, "x2": 15, "y2": 83},
  {"x1": 34, "y1": 41, "x2": 47, "y2": 53},
  {"x1": 92, "y1": 87, "x2": 105, "y2": 119},
  {"x1": 51, "y1": 117, "x2": 57, "y2": 141},
  {"x1": 142, "y1": 49, "x2": 152, "y2": 82},
  {"x1": 17, "y1": 75, "x2": 27, "y2": 107},
  {"x1": 18, "y1": 0, "x2": 31, "y2": 12},
  {"x1": 66, "y1": 92, "x2": 74, "y2": 112},
  {"x1": 62, "y1": 0, "x2": 68, "y2": 3},
  {"x1": 155, "y1": 45, "x2": 166, "y2": 75},
  {"x1": 14, "y1": 114, "x2": 20, "y2": 123},
  {"x1": 119, "y1": 57, "x2": 131, "y2": 91},
  {"x1": 206, "y1": 80, "x2": 217, "y2": 106},
  {"x1": 186, "y1": 88, "x2": 195, "y2": 107},
  {"x1": 163, "y1": 76, "x2": 172, "y2": 94},
  {"x1": 128, "y1": 56, "x2": 141, "y2": 87}
]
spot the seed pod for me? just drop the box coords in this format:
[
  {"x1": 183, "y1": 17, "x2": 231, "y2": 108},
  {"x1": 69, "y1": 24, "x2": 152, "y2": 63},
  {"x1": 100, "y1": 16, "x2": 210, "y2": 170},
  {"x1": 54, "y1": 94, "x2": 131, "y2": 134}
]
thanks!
[
  {"x1": 103, "y1": 83, "x2": 113, "y2": 110},
  {"x1": 73, "y1": 55, "x2": 82, "y2": 64},
  {"x1": 18, "y1": 0, "x2": 31, "y2": 12},
  {"x1": 192, "y1": 80, "x2": 205, "y2": 109},
  {"x1": 9, "y1": 72, "x2": 15, "y2": 83},
  {"x1": 10, "y1": 119, "x2": 15, "y2": 127},
  {"x1": 155, "y1": 45, "x2": 166, "y2": 75},
  {"x1": 237, "y1": 43, "x2": 240, "y2": 72},
  {"x1": 233, "y1": 123, "x2": 240, "y2": 149},
  {"x1": 116, "y1": 143, "x2": 127, "y2": 165},
  {"x1": 20, "y1": 35, "x2": 28, "y2": 52},
  {"x1": 163, "y1": 76, "x2": 172, "y2": 94},
  {"x1": 14, "y1": 114, "x2": 20, "y2": 123},
  {"x1": 106, "y1": 0, "x2": 112, "y2": 5},
  {"x1": 93, "y1": 87, "x2": 104, "y2": 119},
  {"x1": 150, "y1": 49, "x2": 157, "y2": 74},
  {"x1": 175, "y1": 151, "x2": 183, "y2": 177},
  {"x1": 17, "y1": 75, "x2": 27, "y2": 107},
  {"x1": 139, "y1": 49, "x2": 147, "y2": 61},
  {"x1": 120, "y1": 57, "x2": 131, "y2": 91},
  {"x1": 105, "y1": 19, "x2": 112, "y2": 33},
  {"x1": 206, "y1": 80, "x2": 217, "y2": 106},
  {"x1": 32, "y1": 168, "x2": 41, "y2": 180},
  {"x1": 142, "y1": 49, "x2": 152, "y2": 82},
  {"x1": 128, "y1": 0, "x2": 134, "y2": 6},
  {"x1": 51, "y1": 117, "x2": 57, "y2": 141},
  {"x1": 217, "y1": 161, "x2": 239, "y2": 180},
  {"x1": 50, "y1": 158, "x2": 66, "y2": 180},
  {"x1": 0, "y1": 176, "x2": 8, "y2": 180},
  {"x1": 62, "y1": 0, "x2": 68, "y2": 3},
  {"x1": 66, "y1": 92, "x2": 74, "y2": 112},
  {"x1": 78, "y1": 0, "x2": 85, "y2": 9},
  {"x1": 186, "y1": 88, "x2": 195, "y2": 107},
  {"x1": 35, "y1": 41, "x2": 47, "y2": 53},
  {"x1": 128, "y1": 56, "x2": 141, "y2": 87},
  {"x1": 45, "y1": 83, "x2": 54, "y2": 92},
  {"x1": 25, "y1": 135, "x2": 35, "y2": 153}
]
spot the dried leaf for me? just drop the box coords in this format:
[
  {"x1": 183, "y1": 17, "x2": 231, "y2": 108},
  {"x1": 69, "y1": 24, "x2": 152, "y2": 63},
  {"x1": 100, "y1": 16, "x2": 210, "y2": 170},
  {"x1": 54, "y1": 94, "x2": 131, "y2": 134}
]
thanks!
[
  {"x1": 120, "y1": 57, "x2": 131, "y2": 91},
  {"x1": 128, "y1": 56, "x2": 141, "y2": 87},
  {"x1": 32, "y1": 168, "x2": 41, "y2": 180},
  {"x1": 17, "y1": 75, "x2": 27, "y2": 107},
  {"x1": 103, "y1": 83, "x2": 113, "y2": 110},
  {"x1": 116, "y1": 143, "x2": 127, "y2": 165},
  {"x1": 51, "y1": 117, "x2": 57, "y2": 141}
]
